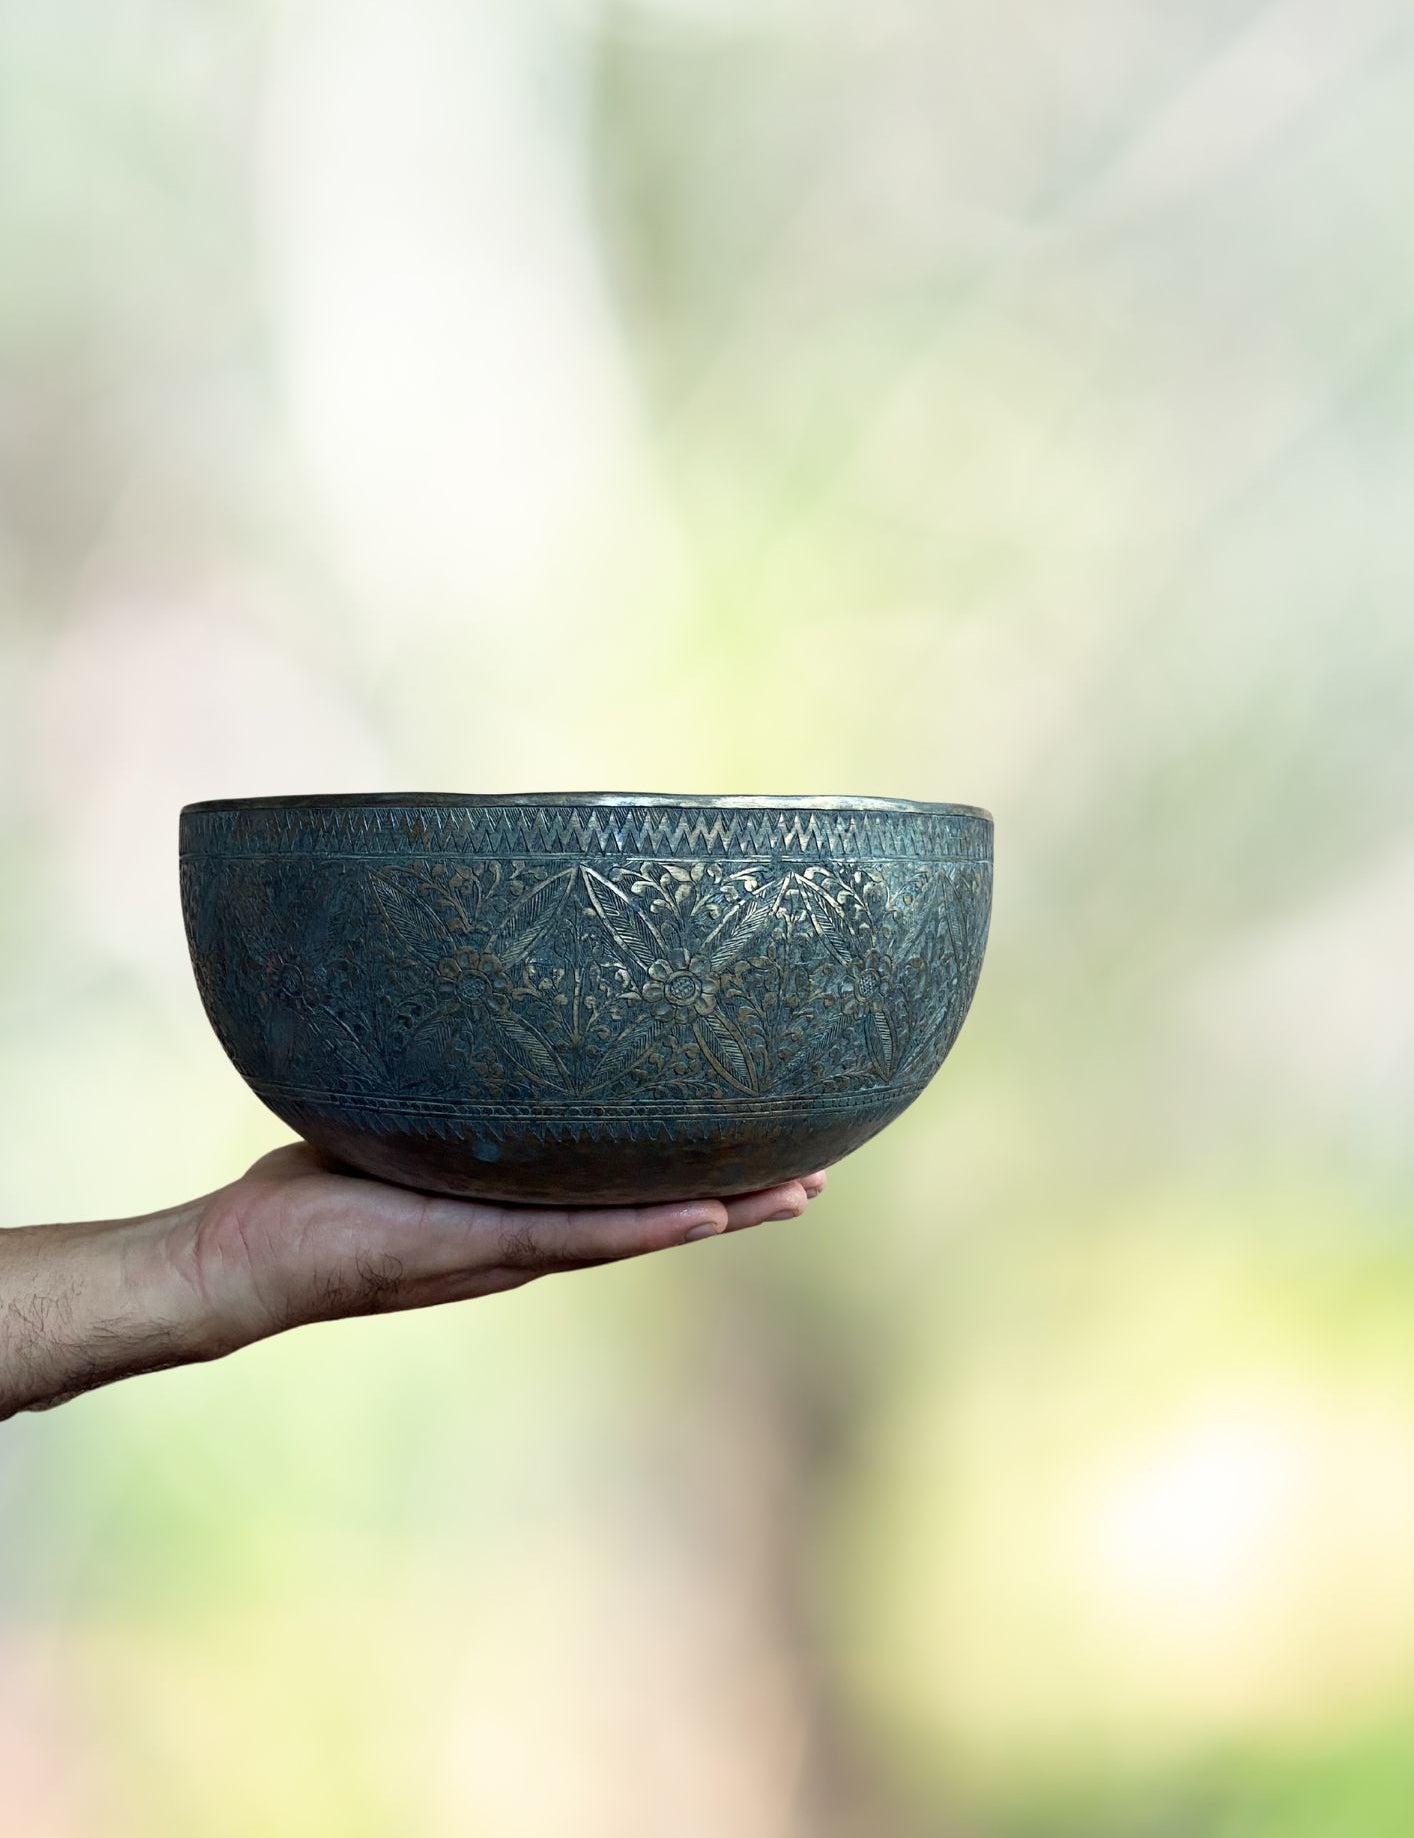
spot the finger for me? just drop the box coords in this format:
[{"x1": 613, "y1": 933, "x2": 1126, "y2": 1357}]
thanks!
[
  {"x1": 721, "y1": 1178, "x2": 812, "y2": 1233},
  {"x1": 479, "y1": 1195, "x2": 733, "y2": 1271},
  {"x1": 800, "y1": 1169, "x2": 828, "y2": 1199},
  {"x1": 244, "y1": 1140, "x2": 330, "y2": 1183}
]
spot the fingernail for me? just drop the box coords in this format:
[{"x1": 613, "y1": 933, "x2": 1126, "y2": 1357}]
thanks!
[
  {"x1": 685, "y1": 1221, "x2": 723, "y2": 1243},
  {"x1": 766, "y1": 1206, "x2": 802, "y2": 1223}
]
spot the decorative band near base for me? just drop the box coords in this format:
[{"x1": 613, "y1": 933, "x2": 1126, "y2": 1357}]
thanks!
[{"x1": 254, "y1": 1080, "x2": 925, "y2": 1145}]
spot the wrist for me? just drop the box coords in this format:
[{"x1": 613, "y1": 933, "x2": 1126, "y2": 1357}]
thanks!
[{"x1": 0, "y1": 1199, "x2": 243, "y2": 1419}]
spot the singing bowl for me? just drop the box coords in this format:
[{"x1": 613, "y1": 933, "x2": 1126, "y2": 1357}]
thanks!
[{"x1": 179, "y1": 793, "x2": 993, "y2": 1205}]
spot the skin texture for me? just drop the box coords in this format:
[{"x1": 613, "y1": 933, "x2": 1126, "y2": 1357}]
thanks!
[{"x1": 0, "y1": 1146, "x2": 827, "y2": 1420}]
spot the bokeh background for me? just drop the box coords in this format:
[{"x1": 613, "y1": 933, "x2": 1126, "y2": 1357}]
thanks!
[{"x1": 2, "y1": 1, "x2": 1413, "y2": 1832}]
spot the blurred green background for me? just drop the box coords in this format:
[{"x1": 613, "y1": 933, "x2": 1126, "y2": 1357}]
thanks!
[{"x1": 2, "y1": 1, "x2": 1413, "y2": 1832}]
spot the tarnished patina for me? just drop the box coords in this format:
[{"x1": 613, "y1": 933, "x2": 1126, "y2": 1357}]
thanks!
[{"x1": 179, "y1": 793, "x2": 993, "y2": 1204}]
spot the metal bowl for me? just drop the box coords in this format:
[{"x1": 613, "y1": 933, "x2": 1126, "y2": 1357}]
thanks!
[{"x1": 179, "y1": 793, "x2": 992, "y2": 1204}]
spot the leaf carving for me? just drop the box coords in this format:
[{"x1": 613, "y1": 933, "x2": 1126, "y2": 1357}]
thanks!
[
  {"x1": 580, "y1": 867, "x2": 667, "y2": 971},
  {"x1": 700, "y1": 881, "x2": 783, "y2": 973},
  {"x1": 368, "y1": 872, "x2": 458, "y2": 953},
  {"x1": 582, "y1": 1017, "x2": 664, "y2": 1097},
  {"x1": 497, "y1": 1012, "x2": 568, "y2": 1094},
  {"x1": 491, "y1": 868, "x2": 575, "y2": 967},
  {"x1": 802, "y1": 870, "x2": 868, "y2": 941},
  {"x1": 797, "y1": 879, "x2": 856, "y2": 966},
  {"x1": 893, "y1": 882, "x2": 938, "y2": 963},
  {"x1": 396, "y1": 1006, "x2": 458, "y2": 1063},
  {"x1": 693, "y1": 1010, "x2": 759, "y2": 1094},
  {"x1": 941, "y1": 875, "x2": 973, "y2": 983},
  {"x1": 305, "y1": 1006, "x2": 387, "y2": 1082},
  {"x1": 864, "y1": 1008, "x2": 897, "y2": 1081}
]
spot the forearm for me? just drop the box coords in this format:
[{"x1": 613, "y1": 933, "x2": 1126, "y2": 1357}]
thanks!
[
  {"x1": 0, "y1": 1204, "x2": 225, "y2": 1420},
  {"x1": 0, "y1": 1149, "x2": 824, "y2": 1418}
]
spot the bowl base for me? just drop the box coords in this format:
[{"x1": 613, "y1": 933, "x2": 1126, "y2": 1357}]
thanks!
[{"x1": 272, "y1": 1098, "x2": 909, "y2": 1207}]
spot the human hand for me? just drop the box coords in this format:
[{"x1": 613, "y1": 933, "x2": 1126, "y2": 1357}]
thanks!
[
  {"x1": 0, "y1": 1146, "x2": 827, "y2": 1418},
  {"x1": 176, "y1": 1144, "x2": 827, "y2": 1346}
]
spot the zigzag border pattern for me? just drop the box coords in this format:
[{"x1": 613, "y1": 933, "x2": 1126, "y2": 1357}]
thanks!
[{"x1": 180, "y1": 803, "x2": 992, "y2": 864}]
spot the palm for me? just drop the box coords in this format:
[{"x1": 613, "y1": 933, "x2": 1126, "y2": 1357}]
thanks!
[{"x1": 186, "y1": 1143, "x2": 825, "y2": 1346}]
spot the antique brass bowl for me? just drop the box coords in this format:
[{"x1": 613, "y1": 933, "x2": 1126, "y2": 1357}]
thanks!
[{"x1": 180, "y1": 793, "x2": 992, "y2": 1204}]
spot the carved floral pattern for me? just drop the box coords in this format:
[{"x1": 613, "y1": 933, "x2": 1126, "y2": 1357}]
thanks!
[
  {"x1": 180, "y1": 800, "x2": 991, "y2": 1193},
  {"x1": 182, "y1": 845, "x2": 991, "y2": 1123}
]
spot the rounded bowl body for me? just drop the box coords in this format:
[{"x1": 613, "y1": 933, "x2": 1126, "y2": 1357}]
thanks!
[{"x1": 179, "y1": 794, "x2": 992, "y2": 1204}]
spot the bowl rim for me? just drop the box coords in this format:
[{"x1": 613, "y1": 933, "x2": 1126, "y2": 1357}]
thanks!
[{"x1": 182, "y1": 791, "x2": 993, "y2": 820}]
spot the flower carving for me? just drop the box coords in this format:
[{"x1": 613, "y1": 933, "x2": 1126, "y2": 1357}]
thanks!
[
  {"x1": 837, "y1": 948, "x2": 895, "y2": 1018},
  {"x1": 436, "y1": 946, "x2": 508, "y2": 1011},
  {"x1": 642, "y1": 952, "x2": 718, "y2": 1020},
  {"x1": 197, "y1": 841, "x2": 990, "y2": 1115},
  {"x1": 265, "y1": 955, "x2": 335, "y2": 1010}
]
